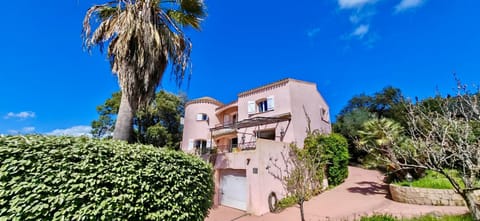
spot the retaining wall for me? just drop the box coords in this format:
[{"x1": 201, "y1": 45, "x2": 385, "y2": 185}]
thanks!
[{"x1": 389, "y1": 184, "x2": 480, "y2": 206}]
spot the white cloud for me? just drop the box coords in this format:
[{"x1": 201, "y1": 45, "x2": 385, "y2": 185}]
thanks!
[
  {"x1": 5, "y1": 127, "x2": 37, "y2": 135},
  {"x1": 307, "y1": 28, "x2": 321, "y2": 38},
  {"x1": 395, "y1": 0, "x2": 425, "y2": 12},
  {"x1": 4, "y1": 111, "x2": 36, "y2": 120},
  {"x1": 7, "y1": 130, "x2": 19, "y2": 135},
  {"x1": 338, "y1": 0, "x2": 377, "y2": 9},
  {"x1": 351, "y1": 24, "x2": 370, "y2": 38},
  {"x1": 22, "y1": 127, "x2": 36, "y2": 133},
  {"x1": 47, "y1": 125, "x2": 92, "y2": 137}
]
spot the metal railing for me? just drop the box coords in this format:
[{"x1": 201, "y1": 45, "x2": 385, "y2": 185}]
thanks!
[
  {"x1": 216, "y1": 142, "x2": 256, "y2": 153},
  {"x1": 214, "y1": 121, "x2": 237, "y2": 128}
]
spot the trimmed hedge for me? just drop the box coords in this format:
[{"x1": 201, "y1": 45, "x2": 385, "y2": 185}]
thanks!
[
  {"x1": 305, "y1": 133, "x2": 349, "y2": 186},
  {"x1": 0, "y1": 136, "x2": 214, "y2": 220}
]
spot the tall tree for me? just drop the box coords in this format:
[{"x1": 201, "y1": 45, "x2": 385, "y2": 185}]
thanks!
[
  {"x1": 359, "y1": 84, "x2": 480, "y2": 220},
  {"x1": 334, "y1": 86, "x2": 406, "y2": 162},
  {"x1": 92, "y1": 91, "x2": 185, "y2": 149},
  {"x1": 83, "y1": 0, "x2": 205, "y2": 141}
]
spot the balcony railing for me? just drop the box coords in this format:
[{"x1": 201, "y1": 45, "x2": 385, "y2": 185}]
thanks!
[
  {"x1": 197, "y1": 142, "x2": 256, "y2": 155},
  {"x1": 214, "y1": 121, "x2": 237, "y2": 128}
]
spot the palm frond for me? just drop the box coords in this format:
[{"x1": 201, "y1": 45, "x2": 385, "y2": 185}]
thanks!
[{"x1": 82, "y1": 0, "x2": 204, "y2": 110}]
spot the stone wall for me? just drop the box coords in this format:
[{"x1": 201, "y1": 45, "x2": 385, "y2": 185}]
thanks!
[{"x1": 389, "y1": 184, "x2": 480, "y2": 206}]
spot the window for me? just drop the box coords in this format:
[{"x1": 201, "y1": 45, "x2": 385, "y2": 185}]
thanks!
[
  {"x1": 196, "y1": 113, "x2": 208, "y2": 121},
  {"x1": 257, "y1": 100, "x2": 268, "y2": 113},
  {"x1": 321, "y1": 108, "x2": 329, "y2": 122},
  {"x1": 194, "y1": 139, "x2": 207, "y2": 149},
  {"x1": 193, "y1": 139, "x2": 210, "y2": 154},
  {"x1": 248, "y1": 96, "x2": 274, "y2": 114}
]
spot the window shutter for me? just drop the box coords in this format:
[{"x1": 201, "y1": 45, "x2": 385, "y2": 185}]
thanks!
[
  {"x1": 196, "y1": 113, "x2": 203, "y2": 121},
  {"x1": 267, "y1": 96, "x2": 275, "y2": 111},
  {"x1": 207, "y1": 140, "x2": 212, "y2": 148},
  {"x1": 188, "y1": 139, "x2": 194, "y2": 150},
  {"x1": 248, "y1": 101, "x2": 255, "y2": 114}
]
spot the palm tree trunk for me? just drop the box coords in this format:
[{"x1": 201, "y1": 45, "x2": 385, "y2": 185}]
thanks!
[
  {"x1": 113, "y1": 92, "x2": 134, "y2": 142},
  {"x1": 463, "y1": 191, "x2": 480, "y2": 221}
]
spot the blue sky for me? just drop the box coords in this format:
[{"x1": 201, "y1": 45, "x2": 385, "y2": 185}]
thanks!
[{"x1": 1, "y1": 0, "x2": 479, "y2": 135}]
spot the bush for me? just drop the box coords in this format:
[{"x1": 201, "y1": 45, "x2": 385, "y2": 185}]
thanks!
[
  {"x1": 360, "y1": 215, "x2": 396, "y2": 221},
  {"x1": 305, "y1": 133, "x2": 349, "y2": 186},
  {"x1": 275, "y1": 195, "x2": 297, "y2": 211},
  {"x1": 0, "y1": 135, "x2": 214, "y2": 221}
]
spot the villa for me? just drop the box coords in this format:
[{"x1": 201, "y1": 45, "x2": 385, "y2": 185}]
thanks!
[{"x1": 181, "y1": 78, "x2": 332, "y2": 215}]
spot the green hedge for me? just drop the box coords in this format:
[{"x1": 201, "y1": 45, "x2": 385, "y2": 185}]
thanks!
[
  {"x1": 305, "y1": 133, "x2": 349, "y2": 186},
  {"x1": 0, "y1": 136, "x2": 214, "y2": 220}
]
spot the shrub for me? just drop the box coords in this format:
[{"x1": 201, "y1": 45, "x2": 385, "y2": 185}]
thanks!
[
  {"x1": 305, "y1": 133, "x2": 349, "y2": 186},
  {"x1": 275, "y1": 195, "x2": 297, "y2": 211},
  {"x1": 360, "y1": 215, "x2": 396, "y2": 221},
  {"x1": 0, "y1": 135, "x2": 214, "y2": 221}
]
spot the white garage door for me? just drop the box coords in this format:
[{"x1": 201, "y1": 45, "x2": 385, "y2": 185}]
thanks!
[{"x1": 220, "y1": 170, "x2": 247, "y2": 210}]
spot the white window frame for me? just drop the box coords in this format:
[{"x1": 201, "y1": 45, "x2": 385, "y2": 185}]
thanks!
[
  {"x1": 194, "y1": 139, "x2": 207, "y2": 149},
  {"x1": 257, "y1": 99, "x2": 268, "y2": 113},
  {"x1": 196, "y1": 113, "x2": 208, "y2": 121}
]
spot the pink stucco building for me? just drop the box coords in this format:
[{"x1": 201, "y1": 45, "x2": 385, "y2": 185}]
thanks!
[{"x1": 181, "y1": 78, "x2": 332, "y2": 215}]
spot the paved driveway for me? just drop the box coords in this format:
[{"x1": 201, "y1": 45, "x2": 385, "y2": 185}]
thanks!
[{"x1": 206, "y1": 166, "x2": 469, "y2": 221}]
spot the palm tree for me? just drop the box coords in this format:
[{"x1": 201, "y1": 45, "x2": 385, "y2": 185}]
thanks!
[
  {"x1": 358, "y1": 118, "x2": 405, "y2": 170},
  {"x1": 83, "y1": 0, "x2": 205, "y2": 141}
]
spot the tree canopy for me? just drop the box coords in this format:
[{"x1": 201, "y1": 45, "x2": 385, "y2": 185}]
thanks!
[
  {"x1": 334, "y1": 86, "x2": 406, "y2": 162},
  {"x1": 83, "y1": 0, "x2": 206, "y2": 141},
  {"x1": 92, "y1": 90, "x2": 185, "y2": 149}
]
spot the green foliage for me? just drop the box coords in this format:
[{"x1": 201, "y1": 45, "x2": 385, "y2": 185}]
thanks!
[
  {"x1": 334, "y1": 86, "x2": 407, "y2": 163},
  {"x1": 91, "y1": 92, "x2": 121, "y2": 138},
  {"x1": 395, "y1": 170, "x2": 467, "y2": 189},
  {"x1": 275, "y1": 195, "x2": 297, "y2": 211},
  {"x1": 405, "y1": 214, "x2": 473, "y2": 221},
  {"x1": 305, "y1": 133, "x2": 349, "y2": 186},
  {"x1": 0, "y1": 135, "x2": 214, "y2": 221},
  {"x1": 360, "y1": 215, "x2": 396, "y2": 221},
  {"x1": 333, "y1": 108, "x2": 373, "y2": 162},
  {"x1": 92, "y1": 91, "x2": 185, "y2": 149}
]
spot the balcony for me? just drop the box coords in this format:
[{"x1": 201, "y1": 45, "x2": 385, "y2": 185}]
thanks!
[
  {"x1": 197, "y1": 141, "x2": 256, "y2": 155},
  {"x1": 216, "y1": 142, "x2": 256, "y2": 153}
]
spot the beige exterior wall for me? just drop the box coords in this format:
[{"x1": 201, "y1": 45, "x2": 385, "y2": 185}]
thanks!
[
  {"x1": 288, "y1": 80, "x2": 332, "y2": 147},
  {"x1": 214, "y1": 139, "x2": 288, "y2": 216},
  {"x1": 181, "y1": 98, "x2": 221, "y2": 153},
  {"x1": 236, "y1": 80, "x2": 292, "y2": 145},
  {"x1": 181, "y1": 78, "x2": 332, "y2": 215}
]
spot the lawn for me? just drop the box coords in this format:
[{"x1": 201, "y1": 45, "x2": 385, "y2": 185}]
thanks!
[{"x1": 394, "y1": 170, "x2": 462, "y2": 189}]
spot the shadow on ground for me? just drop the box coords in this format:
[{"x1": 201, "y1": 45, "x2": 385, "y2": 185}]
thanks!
[{"x1": 347, "y1": 181, "x2": 388, "y2": 195}]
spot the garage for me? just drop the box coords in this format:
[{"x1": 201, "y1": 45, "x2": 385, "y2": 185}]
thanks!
[{"x1": 220, "y1": 169, "x2": 247, "y2": 210}]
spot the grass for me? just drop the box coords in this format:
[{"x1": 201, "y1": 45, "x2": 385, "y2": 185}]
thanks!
[
  {"x1": 394, "y1": 170, "x2": 462, "y2": 189},
  {"x1": 360, "y1": 214, "x2": 473, "y2": 221}
]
